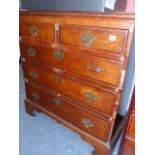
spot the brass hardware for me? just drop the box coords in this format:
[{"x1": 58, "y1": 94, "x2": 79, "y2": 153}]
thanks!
[
  {"x1": 129, "y1": 27, "x2": 134, "y2": 32},
  {"x1": 19, "y1": 36, "x2": 22, "y2": 41},
  {"x1": 31, "y1": 92, "x2": 40, "y2": 101},
  {"x1": 114, "y1": 88, "x2": 119, "y2": 93},
  {"x1": 30, "y1": 70, "x2": 38, "y2": 79},
  {"x1": 109, "y1": 35, "x2": 117, "y2": 41},
  {"x1": 22, "y1": 58, "x2": 26, "y2": 62},
  {"x1": 52, "y1": 50, "x2": 64, "y2": 61},
  {"x1": 115, "y1": 101, "x2": 119, "y2": 106},
  {"x1": 51, "y1": 43, "x2": 57, "y2": 49},
  {"x1": 84, "y1": 91, "x2": 98, "y2": 102},
  {"x1": 53, "y1": 74, "x2": 63, "y2": 84},
  {"x1": 53, "y1": 68, "x2": 64, "y2": 74},
  {"x1": 28, "y1": 47, "x2": 36, "y2": 57},
  {"x1": 31, "y1": 111, "x2": 37, "y2": 116},
  {"x1": 30, "y1": 25, "x2": 38, "y2": 37},
  {"x1": 82, "y1": 118, "x2": 94, "y2": 128},
  {"x1": 119, "y1": 70, "x2": 126, "y2": 89},
  {"x1": 55, "y1": 23, "x2": 59, "y2": 31},
  {"x1": 53, "y1": 97, "x2": 63, "y2": 106},
  {"x1": 80, "y1": 31, "x2": 96, "y2": 46},
  {"x1": 112, "y1": 111, "x2": 117, "y2": 119},
  {"x1": 24, "y1": 78, "x2": 28, "y2": 83},
  {"x1": 120, "y1": 56, "x2": 125, "y2": 61},
  {"x1": 86, "y1": 62, "x2": 104, "y2": 73},
  {"x1": 109, "y1": 117, "x2": 113, "y2": 121}
]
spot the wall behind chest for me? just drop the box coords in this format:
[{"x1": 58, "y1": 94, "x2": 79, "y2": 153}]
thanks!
[{"x1": 20, "y1": 0, "x2": 105, "y2": 12}]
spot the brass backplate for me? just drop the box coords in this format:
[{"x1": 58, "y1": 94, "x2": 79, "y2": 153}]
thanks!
[
  {"x1": 84, "y1": 91, "x2": 98, "y2": 102},
  {"x1": 86, "y1": 62, "x2": 104, "y2": 73},
  {"x1": 82, "y1": 118, "x2": 94, "y2": 128},
  {"x1": 30, "y1": 70, "x2": 38, "y2": 79},
  {"x1": 53, "y1": 74, "x2": 63, "y2": 84},
  {"x1": 28, "y1": 47, "x2": 36, "y2": 57},
  {"x1": 32, "y1": 92, "x2": 40, "y2": 101},
  {"x1": 52, "y1": 50, "x2": 64, "y2": 61},
  {"x1": 80, "y1": 31, "x2": 96, "y2": 46},
  {"x1": 53, "y1": 97, "x2": 63, "y2": 106},
  {"x1": 30, "y1": 25, "x2": 38, "y2": 37}
]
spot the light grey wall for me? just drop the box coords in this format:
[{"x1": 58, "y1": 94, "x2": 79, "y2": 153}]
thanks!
[
  {"x1": 21, "y1": 0, "x2": 105, "y2": 12},
  {"x1": 118, "y1": 30, "x2": 135, "y2": 115}
]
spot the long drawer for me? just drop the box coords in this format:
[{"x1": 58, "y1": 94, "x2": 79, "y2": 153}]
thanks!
[
  {"x1": 60, "y1": 25, "x2": 128, "y2": 54},
  {"x1": 20, "y1": 41, "x2": 122, "y2": 86},
  {"x1": 19, "y1": 22, "x2": 55, "y2": 43},
  {"x1": 25, "y1": 83, "x2": 110, "y2": 142},
  {"x1": 23, "y1": 61, "x2": 117, "y2": 116}
]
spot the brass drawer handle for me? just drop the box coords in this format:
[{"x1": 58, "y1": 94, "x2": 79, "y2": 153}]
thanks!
[
  {"x1": 52, "y1": 50, "x2": 64, "y2": 61},
  {"x1": 80, "y1": 31, "x2": 96, "y2": 46},
  {"x1": 30, "y1": 70, "x2": 38, "y2": 79},
  {"x1": 53, "y1": 74, "x2": 63, "y2": 84},
  {"x1": 84, "y1": 91, "x2": 98, "y2": 103},
  {"x1": 31, "y1": 92, "x2": 40, "y2": 101},
  {"x1": 86, "y1": 62, "x2": 104, "y2": 73},
  {"x1": 82, "y1": 118, "x2": 94, "y2": 128},
  {"x1": 30, "y1": 25, "x2": 38, "y2": 37},
  {"x1": 28, "y1": 47, "x2": 36, "y2": 57},
  {"x1": 53, "y1": 97, "x2": 63, "y2": 106}
]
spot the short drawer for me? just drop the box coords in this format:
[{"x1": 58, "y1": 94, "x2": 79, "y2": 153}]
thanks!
[
  {"x1": 19, "y1": 22, "x2": 55, "y2": 43},
  {"x1": 60, "y1": 25, "x2": 128, "y2": 54},
  {"x1": 25, "y1": 83, "x2": 110, "y2": 141},
  {"x1": 20, "y1": 41, "x2": 122, "y2": 86},
  {"x1": 23, "y1": 62, "x2": 116, "y2": 116}
]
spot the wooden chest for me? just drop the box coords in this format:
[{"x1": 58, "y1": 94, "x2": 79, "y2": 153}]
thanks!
[{"x1": 19, "y1": 11, "x2": 134, "y2": 155}]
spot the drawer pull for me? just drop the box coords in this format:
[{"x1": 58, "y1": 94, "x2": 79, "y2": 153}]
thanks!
[
  {"x1": 30, "y1": 25, "x2": 38, "y2": 37},
  {"x1": 80, "y1": 31, "x2": 96, "y2": 46},
  {"x1": 53, "y1": 74, "x2": 63, "y2": 84},
  {"x1": 86, "y1": 62, "x2": 104, "y2": 73},
  {"x1": 28, "y1": 47, "x2": 36, "y2": 57},
  {"x1": 31, "y1": 92, "x2": 40, "y2": 101},
  {"x1": 52, "y1": 50, "x2": 64, "y2": 61},
  {"x1": 30, "y1": 70, "x2": 38, "y2": 79},
  {"x1": 82, "y1": 118, "x2": 94, "y2": 128},
  {"x1": 84, "y1": 91, "x2": 98, "y2": 102},
  {"x1": 53, "y1": 97, "x2": 63, "y2": 106}
]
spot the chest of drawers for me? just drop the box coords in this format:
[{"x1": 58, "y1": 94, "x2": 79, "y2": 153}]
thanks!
[{"x1": 19, "y1": 11, "x2": 134, "y2": 155}]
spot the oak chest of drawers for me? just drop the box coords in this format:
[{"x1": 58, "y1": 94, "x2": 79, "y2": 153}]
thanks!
[{"x1": 19, "y1": 11, "x2": 134, "y2": 155}]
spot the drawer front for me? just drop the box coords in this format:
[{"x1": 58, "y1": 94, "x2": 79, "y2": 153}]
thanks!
[
  {"x1": 25, "y1": 83, "x2": 110, "y2": 141},
  {"x1": 20, "y1": 42, "x2": 122, "y2": 86},
  {"x1": 19, "y1": 22, "x2": 55, "y2": 43},
  {"x1": 23, "y1": 62, "x2": 116, "y2": 116},
  {"x1": 60, "y1": 25, "x2": 128, "y2": 54}
]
